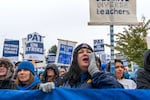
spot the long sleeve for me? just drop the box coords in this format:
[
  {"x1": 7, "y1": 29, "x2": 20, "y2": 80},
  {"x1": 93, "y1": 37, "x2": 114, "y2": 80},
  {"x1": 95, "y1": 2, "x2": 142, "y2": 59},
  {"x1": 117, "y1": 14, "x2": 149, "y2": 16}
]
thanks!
[
  {"x1": 137, "y1": 68, "x2": 150, "y2": 89},
  {"x1": 91, "y1": 72, "x2": 124, "y2": 89}
]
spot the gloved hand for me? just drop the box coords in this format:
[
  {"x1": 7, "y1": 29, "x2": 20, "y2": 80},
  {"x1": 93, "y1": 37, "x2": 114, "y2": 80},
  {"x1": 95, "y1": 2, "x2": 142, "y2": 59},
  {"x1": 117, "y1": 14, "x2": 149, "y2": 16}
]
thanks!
[
  {"x1": 88, "y1": 52, "x2": 100, "y2": 76},
  {"x1": 39, "y1": 82, "x2": 55, "y2": 93}
]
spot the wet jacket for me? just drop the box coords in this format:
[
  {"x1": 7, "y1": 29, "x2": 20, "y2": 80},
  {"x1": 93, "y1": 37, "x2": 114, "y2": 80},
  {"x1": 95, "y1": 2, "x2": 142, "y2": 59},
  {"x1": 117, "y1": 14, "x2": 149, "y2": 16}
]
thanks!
[
  {"x1": 137, "y1": 49, "x2": 150, "y2": 89},
  {"x1": 63, "y1": 72, "x2": 123, "y2": 89},
  {"x1": 0, "y1": 80, "x2": 16, "y2": 89}
]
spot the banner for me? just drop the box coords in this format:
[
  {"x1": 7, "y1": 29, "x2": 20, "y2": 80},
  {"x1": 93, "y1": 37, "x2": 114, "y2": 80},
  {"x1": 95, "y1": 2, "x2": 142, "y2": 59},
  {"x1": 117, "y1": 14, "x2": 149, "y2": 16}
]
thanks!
[
  {"x1": 0, "y1": 88, "x2": 150, "y2": 100},
  {"x1": 3, "y1": 39, "x2": 19, "y2": 62},
  {"x1": 24, "y1": 32, "x2": 44, "y2": 61},
  {"x1": 88, "y1": 0, "x2": 138, "y2": 25},
  {"x1": 55, "y1": 39, "x2": 77, "y2": 66}
]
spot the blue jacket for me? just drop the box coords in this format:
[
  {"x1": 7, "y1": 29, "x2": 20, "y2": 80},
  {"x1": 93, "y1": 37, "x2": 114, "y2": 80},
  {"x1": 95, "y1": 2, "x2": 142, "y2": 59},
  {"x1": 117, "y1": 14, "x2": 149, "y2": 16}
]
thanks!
[
  {"x1": 17, "y1": 75, "x2": 41, "y2": 90},
  {"x1": 62, "y1": 72, "x2": 123, "y2": 89}
]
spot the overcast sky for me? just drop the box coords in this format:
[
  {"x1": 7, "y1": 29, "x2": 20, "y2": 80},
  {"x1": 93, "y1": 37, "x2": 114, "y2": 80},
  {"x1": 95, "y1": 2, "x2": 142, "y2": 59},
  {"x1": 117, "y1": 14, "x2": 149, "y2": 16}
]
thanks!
[{"x1": 0, "y1": 0, "x2": 149, "y2": 58}]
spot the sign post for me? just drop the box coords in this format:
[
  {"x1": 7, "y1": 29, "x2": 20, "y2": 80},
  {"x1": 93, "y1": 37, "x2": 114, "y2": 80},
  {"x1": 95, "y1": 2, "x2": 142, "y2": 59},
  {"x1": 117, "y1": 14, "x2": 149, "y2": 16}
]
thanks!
[
  {"x1": 88, "y1": 0, "x2": 138, "y2": 74},
  {"x1": 110, "y1": 25, "x2": 115, "y2": 74}
]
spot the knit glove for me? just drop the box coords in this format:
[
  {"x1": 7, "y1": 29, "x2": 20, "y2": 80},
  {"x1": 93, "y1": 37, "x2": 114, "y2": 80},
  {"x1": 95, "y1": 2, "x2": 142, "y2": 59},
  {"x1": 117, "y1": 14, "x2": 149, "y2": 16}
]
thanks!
[
  {"x1": 88, "y1": 52, "x2": 100, "y2": 76},
  {"x1": 39, "y1": 82, "x2": 55, "y2": 93}
]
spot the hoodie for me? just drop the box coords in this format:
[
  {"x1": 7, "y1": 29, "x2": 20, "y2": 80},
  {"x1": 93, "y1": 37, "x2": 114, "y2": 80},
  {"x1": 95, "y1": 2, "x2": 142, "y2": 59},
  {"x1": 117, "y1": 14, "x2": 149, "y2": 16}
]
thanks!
[
  {"x1": 144, "y1": 49, "x2": 150, "y2": 71},
  {"x1": 42, "y1": 64, "x2": 59, "y2": 83},
  {"x1": 0, "y1": 58, "x2": 15, "y2": 89},
  {"x1": 137, "y1": 49, "x2": 150, "y2": 89}
]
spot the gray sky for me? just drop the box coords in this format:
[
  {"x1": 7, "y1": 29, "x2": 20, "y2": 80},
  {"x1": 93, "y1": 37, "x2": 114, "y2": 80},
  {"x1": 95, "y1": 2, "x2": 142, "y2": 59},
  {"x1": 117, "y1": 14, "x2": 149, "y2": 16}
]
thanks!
[{"x1": 0, "y1": 0, "x2": 149, "y2": 59}]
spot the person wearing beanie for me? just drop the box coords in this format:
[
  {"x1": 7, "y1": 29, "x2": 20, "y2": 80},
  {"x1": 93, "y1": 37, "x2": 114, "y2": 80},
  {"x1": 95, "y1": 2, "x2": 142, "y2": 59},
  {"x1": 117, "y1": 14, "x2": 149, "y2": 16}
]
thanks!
[
  {"x1": 15, "y1": 61, "x2": 55, "y2": 92},
  {"x1": 0, "y1": 58, "x2": 16, "y2": 89},
  {"x1": 60, "y1": 43, "x2": 123, "y2": 88},
  {"x1": 15, "y1": 61, "x2": 41, "y2": 90},
  {"x1": 42, "y1": 64, "x2": 60, "y2": 86}
]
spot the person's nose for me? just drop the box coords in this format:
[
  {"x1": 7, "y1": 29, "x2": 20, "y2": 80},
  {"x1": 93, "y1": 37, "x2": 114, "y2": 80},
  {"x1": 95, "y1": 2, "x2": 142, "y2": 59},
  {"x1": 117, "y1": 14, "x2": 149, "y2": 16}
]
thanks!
[
  {"x1": 118, "y1": 67, "x2": 123, "y2": 71},
  {"x1": 19, "y1": 69, "x2": 25, "y2": 73},
  {"x1": 83, "y1": 51, "x2": 90, "y2": 55}
]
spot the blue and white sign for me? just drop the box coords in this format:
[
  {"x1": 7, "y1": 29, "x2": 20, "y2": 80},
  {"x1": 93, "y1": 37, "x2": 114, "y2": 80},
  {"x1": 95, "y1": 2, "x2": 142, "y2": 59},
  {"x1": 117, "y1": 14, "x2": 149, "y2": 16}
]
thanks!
[
  {"x1": 47, "y1": 53, "x2": 56, "y2": 64},
  {"x1": 3, "y1": 39, "x2": 19, "y2": 62},
  {"x1": 122, "y1": 60, "x2": 128, "y2": 67},
  {"x1": 93, "y1": 39, "x2": 105, "y2": 53},
  {"x1": 55, "y1": 39, "x2": 77, "y2": 66},
  {"x1": 57, "y1": 44, "x2": 73, "y2": 65},
  {"x1": 24, "y1": 32, "x2": 44, "y2": 61}
]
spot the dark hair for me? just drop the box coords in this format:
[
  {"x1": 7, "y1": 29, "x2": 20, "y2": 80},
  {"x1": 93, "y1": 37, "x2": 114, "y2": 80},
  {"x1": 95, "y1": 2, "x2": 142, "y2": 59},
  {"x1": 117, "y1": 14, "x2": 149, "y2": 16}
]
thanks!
[
  {"x1": 42, "y1": 64, "x2": 59, "y2": 83},
  {"x1": 106, "y1": 62, "x2": 111, "y2": 72},
  {"x1": 45, "y1": 64, "x2": 59, "y2": 75},
  {"x1": 114, "y1": 59, "x2": 124, "y2": 79},
  {"x1": 60, "y1": 66, "x2": 67, "y2": 71},
  {"x1": 95, "y1": 56, "x2": 102, "y2": 70},
  {"x1": 62, "y1": 50, "x2": 81, "y2": 87},
  {"x1": 115, "y1": 59, "x2": 123, "y2": 65},
  {"x1": 62, "y1": 43, "x2": 92, "y2": 87}
]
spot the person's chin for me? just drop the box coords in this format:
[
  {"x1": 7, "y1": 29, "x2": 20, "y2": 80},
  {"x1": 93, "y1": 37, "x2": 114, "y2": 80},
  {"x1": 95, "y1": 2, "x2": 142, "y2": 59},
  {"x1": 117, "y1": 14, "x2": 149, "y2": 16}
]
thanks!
[{"x1": 82, "y1": 65, "x2": 89, "y2": 68}]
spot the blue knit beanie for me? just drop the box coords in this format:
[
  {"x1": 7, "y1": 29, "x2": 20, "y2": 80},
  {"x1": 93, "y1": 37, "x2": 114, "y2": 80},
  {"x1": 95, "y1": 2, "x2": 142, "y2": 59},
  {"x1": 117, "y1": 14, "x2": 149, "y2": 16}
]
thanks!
[{"x1": 17, "y1": 61, "x2": 35, "y2": 75}]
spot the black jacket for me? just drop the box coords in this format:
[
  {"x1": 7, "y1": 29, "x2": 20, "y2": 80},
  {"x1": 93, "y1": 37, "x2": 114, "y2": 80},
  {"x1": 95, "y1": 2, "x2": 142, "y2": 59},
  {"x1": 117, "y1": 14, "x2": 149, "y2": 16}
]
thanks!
[
  {"x1": 137, "y1": 49, "x2": 150, "y2": 89},
  {"x1": 0, "y1": 80, "x2": 16, "y2": 89}
]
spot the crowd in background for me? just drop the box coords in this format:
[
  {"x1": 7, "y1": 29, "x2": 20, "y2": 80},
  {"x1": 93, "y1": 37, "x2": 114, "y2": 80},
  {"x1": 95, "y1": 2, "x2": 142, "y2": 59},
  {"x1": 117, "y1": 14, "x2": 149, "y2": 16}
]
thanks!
[{"x1": 0, "y1": 43, "x2": 150, "y2": 93}]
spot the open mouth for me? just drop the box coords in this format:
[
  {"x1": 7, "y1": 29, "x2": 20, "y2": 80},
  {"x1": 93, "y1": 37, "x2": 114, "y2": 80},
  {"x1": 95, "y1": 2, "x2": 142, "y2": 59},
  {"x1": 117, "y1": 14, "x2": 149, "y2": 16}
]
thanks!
[
  {"x1": 82, "y1": 57, "x2": 89, "y2": 63},
  {"x1": 0, "y1": 70, "x2": 5, "y2": 73}
]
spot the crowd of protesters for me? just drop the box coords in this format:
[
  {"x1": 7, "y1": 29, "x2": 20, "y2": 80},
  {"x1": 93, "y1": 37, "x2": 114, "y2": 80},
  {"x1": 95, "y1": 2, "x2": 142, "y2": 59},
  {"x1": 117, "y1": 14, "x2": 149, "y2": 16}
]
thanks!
[{"x1": 0, "y1": 43, "x2": 150, "y2": 93}]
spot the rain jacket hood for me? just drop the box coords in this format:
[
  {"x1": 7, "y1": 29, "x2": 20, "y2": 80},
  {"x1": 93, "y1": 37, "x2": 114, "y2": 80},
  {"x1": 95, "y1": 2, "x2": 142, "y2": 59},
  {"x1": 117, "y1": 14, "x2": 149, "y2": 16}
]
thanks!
[{"x1": 42, "y1": 64, "x2": 59, "y2": 83}]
